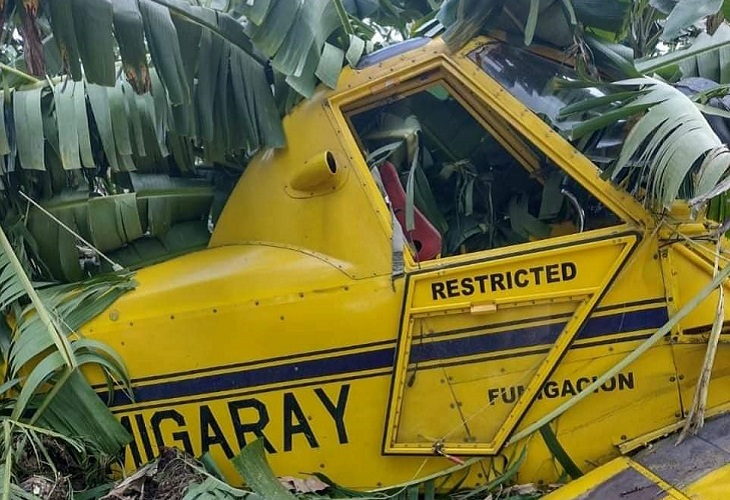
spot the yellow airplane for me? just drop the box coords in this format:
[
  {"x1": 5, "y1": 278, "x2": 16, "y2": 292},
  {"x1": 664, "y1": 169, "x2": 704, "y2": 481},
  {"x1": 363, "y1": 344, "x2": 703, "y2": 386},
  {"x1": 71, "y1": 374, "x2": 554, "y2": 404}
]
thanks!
[{"x1": 79, "y1": 33, "x2": 730, "y2": 497}]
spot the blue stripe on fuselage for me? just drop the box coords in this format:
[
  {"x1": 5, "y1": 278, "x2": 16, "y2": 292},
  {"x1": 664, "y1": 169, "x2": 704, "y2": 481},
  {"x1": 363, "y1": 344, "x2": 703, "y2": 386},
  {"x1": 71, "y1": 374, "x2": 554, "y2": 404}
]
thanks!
[
  {"x1": 408, "y1": 306, "x2": 669, "y2": 364},
  {"x1": 108, "y1": 306, "x2": 668, "y2": 407}
]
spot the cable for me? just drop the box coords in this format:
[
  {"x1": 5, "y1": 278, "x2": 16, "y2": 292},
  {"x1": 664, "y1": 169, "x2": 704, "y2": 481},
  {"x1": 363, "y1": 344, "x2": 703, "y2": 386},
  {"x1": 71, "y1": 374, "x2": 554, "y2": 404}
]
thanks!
[{"x1": 20, "y1": 192, "x2": 123, "y2": 272}]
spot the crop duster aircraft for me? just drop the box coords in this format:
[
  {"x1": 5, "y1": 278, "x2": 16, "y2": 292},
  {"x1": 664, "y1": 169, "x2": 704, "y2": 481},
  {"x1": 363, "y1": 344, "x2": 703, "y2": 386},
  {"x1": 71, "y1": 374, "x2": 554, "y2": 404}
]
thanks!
[{"x1": 78, "y1": 34, "x2": 730, "y2": 497}]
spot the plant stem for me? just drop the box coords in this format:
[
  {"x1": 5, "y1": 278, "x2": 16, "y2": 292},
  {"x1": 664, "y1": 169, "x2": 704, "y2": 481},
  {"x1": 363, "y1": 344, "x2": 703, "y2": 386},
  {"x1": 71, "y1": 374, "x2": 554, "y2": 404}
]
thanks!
[
  {"x1": 332, "y1": 0, "x2": 355, "y2": 35},
  {"x1": 677, "y1": 238, "x2": 725, "y2": 443},
  {"x1": 1, "y1": 420, "x2": 13, "y2": 500},
  {"x1": 369, "y1": 456, "x2": 485, "y2": 494},
  {"x1": 507, "y1": 261, "x2": 730, "y2": 446},
  {"x1": 0, "y1": 62, "x2": 40, "y2": 84},
  {"x1": 0, "y1": 225, "x2": 76, "y2": 370},
  {"x1": 29, "y1": 368, "x2": 74, "y2": 425}
]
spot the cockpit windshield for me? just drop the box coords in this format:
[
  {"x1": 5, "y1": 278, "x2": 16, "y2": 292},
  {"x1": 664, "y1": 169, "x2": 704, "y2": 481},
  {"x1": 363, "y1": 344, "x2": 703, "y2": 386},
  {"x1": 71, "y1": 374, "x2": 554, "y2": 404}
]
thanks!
[{"x1": 469, "y1": 42, "x2": 625, "y2": 170}]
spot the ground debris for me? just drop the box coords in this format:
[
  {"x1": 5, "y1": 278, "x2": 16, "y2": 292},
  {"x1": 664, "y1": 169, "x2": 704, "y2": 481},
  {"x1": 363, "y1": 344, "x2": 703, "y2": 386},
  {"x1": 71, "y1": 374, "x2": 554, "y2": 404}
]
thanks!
[
  {"x1": 14, "y1": 433, "x2": 88, "y2": 499},
  {"x1": 101, "y1": 462, "x2": 156, "y2": 500},
  {"x1": 279, "y1": 475, "x2": 328, "y2": 493},
  {"x1": 102, "y1": 447, "x2": 206, "y2": 500},
  {"x1": 505, "y1": 483, "x2": 539, "y2": 495},
  {"x1": 19, "y1": 474, "x2": 70, "y2": 500},
  {"x1": 479, "y1": 482, "x2": 556, "y2": 499}
]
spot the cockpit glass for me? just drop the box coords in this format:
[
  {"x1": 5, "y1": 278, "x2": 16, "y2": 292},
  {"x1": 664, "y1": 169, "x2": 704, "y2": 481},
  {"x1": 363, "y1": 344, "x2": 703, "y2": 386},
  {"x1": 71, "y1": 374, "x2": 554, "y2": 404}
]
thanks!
[
  {"x1": 345, "y1": 78, "x2": 621, "y2": 260},
  {"x1": 468, "y1": 42, "x2": 625, "y2": 171}
]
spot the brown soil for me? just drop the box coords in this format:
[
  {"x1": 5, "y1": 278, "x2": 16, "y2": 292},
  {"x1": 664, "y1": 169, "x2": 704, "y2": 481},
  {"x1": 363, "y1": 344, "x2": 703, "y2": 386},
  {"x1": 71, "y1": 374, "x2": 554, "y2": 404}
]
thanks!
[
  {"x1": 142, "y1": 447, "x2": 206, "y2": 500},
  {"x1": 19, "y1": 475, "x2": 70, "y2": 500},
  {"x1": 15, "y1": 434, "x2": 86, "y2": 499},
  {"x1": 15, "y1": 436, "x2": 205, "y2": 500},
  {"x1": 102, "y1": 447, "x2": 206, "y2": 500}
]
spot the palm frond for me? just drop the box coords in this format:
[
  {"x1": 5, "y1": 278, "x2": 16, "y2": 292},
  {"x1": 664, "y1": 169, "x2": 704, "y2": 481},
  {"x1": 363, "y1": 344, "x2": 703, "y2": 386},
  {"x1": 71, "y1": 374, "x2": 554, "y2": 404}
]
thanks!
[
  {"x1": 232, "y1": 440, "x2": 297, "y2": 500},
  {"x1": 659, "y1": 0, "x2": 723, "y2": 41},
  {"x1": 636, "y1": 24, "x2": 730, "y2": 81},
  {"x1": 5, "y1": 0, "x2": 381, "y2": 175},
  {"x1": 183, "y1": 477, "x2": 261, "y2": 499},
  {"x1": 36, "y1": 371, "x2": 131, "y2": 454},
  {"x1": 438, "y1": 0, "x2": 511, "y2": 51},
  {"x1": 568, "y1": 77, "x2": 730, "y2": 209},
  {"x1": 24, "y1": 180, "x2": 213, "y2": 282},
  {"x1": 0, "y1": 226, "x2": 75, "y2": 377},
  {"x1": 437, "y1": 0, "x2": 629, "y2": 51},
  {"x1": 0, "y1": 222, "x2": 136, "y2": 453}
]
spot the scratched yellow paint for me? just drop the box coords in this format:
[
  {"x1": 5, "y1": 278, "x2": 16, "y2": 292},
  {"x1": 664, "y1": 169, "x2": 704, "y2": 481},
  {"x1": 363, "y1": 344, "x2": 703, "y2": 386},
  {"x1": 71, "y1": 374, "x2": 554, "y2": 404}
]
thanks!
[
  {"x1": 542, "y1": 457, "x2": 632, "y2": 499},
  {"x1": 76, "y1": 34, "x2": 730, "y2": 492},
  {"x1": 681, "y1": 463, "x2": 730, "y2": 498},
  {"x1": 542, "y1": 457, "x2": 690, "y2": 499}
]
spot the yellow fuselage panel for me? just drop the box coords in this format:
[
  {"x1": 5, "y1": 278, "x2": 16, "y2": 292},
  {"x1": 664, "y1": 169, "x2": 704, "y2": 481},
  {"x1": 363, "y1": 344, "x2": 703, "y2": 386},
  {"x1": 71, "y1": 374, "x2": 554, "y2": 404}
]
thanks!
[{"x1": 77, "y1": 35, "x2": 730, "y2": 492}]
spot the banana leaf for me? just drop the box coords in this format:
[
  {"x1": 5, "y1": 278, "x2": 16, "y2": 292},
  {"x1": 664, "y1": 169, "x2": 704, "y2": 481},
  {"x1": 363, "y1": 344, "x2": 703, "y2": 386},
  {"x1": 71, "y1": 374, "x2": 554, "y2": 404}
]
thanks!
[
  {"x1": 637, "y1": 24, "x2": 730, "y2": 80},
  {"x1": 660, "y1": 0, "x2": 723, "y2": 41},
  {"x1": 37, "y1": 370, "x2": 131, "y2": 454},
  {"x1": 233, "y1": 440, "x2": 297, "y2": 500},
  {"x1": 0, "y1": 222, "x2": 135, "y2": 467},
  {"x1": 568, "y1": 78, "x2": 730, "y2": 209},
  {"x1": 509, "y1": 194, "x2": 551, "y2": 239}
]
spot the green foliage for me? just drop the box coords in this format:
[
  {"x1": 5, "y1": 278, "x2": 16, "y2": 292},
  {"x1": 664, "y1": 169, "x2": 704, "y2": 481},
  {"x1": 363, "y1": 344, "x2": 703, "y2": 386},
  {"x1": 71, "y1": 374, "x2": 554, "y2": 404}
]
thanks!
[
  {"x1": 563, "y1": 78, "x2": 730, "y2": 209},
  {"x1": 660, "y1": 0, "x2": 723, "y2": 41},
  {"x1": 4, "y1": 0, "x2": 730, "y2": 496},
  {"x1": 636, "y1": 24, "x2": 730, "y2": 80},
  {"x1": 0, "y1": 223, "x2": 135, "y2": 497},
  {"x1": 437, "y1": 0, "x2": 629, "y2": 50},
  {"x1": 0, "y1": 0, "x2": 419, "y2": 287},
  {"x1": 233, "y1": 440, "x2": 297, "y2": 500}
]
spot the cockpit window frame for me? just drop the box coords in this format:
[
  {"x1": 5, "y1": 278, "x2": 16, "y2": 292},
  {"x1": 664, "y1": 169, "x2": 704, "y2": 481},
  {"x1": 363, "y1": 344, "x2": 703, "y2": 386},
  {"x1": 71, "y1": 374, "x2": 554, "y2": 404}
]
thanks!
[
  {"x1": 342, "y1": 71, "x2": 542, "y2": 179},
  {"x1": 326, "y1": 46, "x2": 647, "y2": 272}
]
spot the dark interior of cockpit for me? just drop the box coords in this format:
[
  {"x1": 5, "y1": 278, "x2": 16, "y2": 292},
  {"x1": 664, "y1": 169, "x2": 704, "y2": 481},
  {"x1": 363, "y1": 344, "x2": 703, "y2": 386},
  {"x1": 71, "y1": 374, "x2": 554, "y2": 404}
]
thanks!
[{"x1": 349, "y1": 82, "x2": 620, "y2": 261}]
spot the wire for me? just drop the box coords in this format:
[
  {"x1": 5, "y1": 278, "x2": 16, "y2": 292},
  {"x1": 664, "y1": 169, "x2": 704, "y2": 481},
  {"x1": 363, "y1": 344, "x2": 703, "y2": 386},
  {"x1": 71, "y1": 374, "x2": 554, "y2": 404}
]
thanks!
[
  {"x1": 659, "y1": 220, "x2": 730, "y2": 264},
  {"x1": 19, "y1": 192, "x2": 123, "y2": 272}
]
